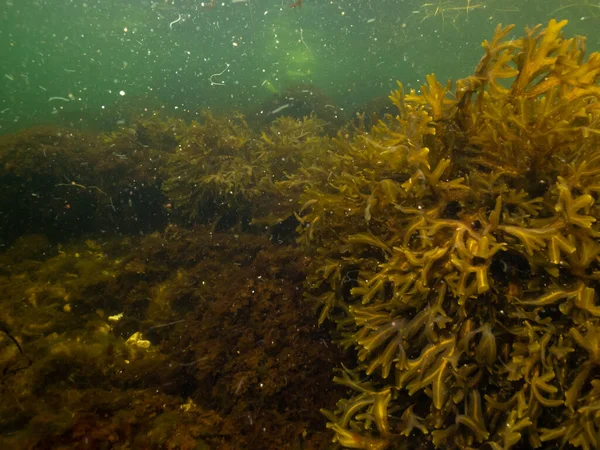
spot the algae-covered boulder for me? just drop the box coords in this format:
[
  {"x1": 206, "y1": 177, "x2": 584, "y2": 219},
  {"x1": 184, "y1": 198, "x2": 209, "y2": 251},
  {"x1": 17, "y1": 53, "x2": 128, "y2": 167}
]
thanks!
[{"x1": 0, "y1": 117, "x2": 178, "y2": 245}]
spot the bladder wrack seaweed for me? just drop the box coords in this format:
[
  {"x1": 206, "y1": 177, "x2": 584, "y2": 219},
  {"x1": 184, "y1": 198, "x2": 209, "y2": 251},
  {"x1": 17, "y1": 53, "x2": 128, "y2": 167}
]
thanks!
[{"x1": 292, "y1": 19, "x2": 600, "y2": 449}]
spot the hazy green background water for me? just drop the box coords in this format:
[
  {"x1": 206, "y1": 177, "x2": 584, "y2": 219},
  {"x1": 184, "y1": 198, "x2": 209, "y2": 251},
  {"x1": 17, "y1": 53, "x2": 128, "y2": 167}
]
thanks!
[{"x1": 1, "y1": 0, "x2": 599, "y2": 133}]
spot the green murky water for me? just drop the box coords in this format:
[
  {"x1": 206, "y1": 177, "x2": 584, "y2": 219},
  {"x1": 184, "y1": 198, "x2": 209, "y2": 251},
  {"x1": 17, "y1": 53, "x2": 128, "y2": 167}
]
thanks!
[{"x1": 2, "y1": 0, "x2": 598, "y2": 132}]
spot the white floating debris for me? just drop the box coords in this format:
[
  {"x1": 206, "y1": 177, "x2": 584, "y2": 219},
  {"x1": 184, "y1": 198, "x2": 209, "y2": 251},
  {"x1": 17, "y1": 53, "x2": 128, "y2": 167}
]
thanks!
[
  {"x1": 169, "y1": 14, "x2": 182, "y2": 30},
  {"x1": 268, "y1": 103, "x2": 290, "y2": 115},
  {"x1": 48, "y1": 97, "x2": 71, "y2": 102}
]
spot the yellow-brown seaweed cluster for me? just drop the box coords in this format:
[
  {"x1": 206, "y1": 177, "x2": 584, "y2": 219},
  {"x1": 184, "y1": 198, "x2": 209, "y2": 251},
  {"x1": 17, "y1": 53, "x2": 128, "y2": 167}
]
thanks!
[
  {"x1": 288, "y1": 19, "x2": 600, "y2": 449},
  {"x1": 161, "y1": 111, "x2": 328, "y2": 229}
]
